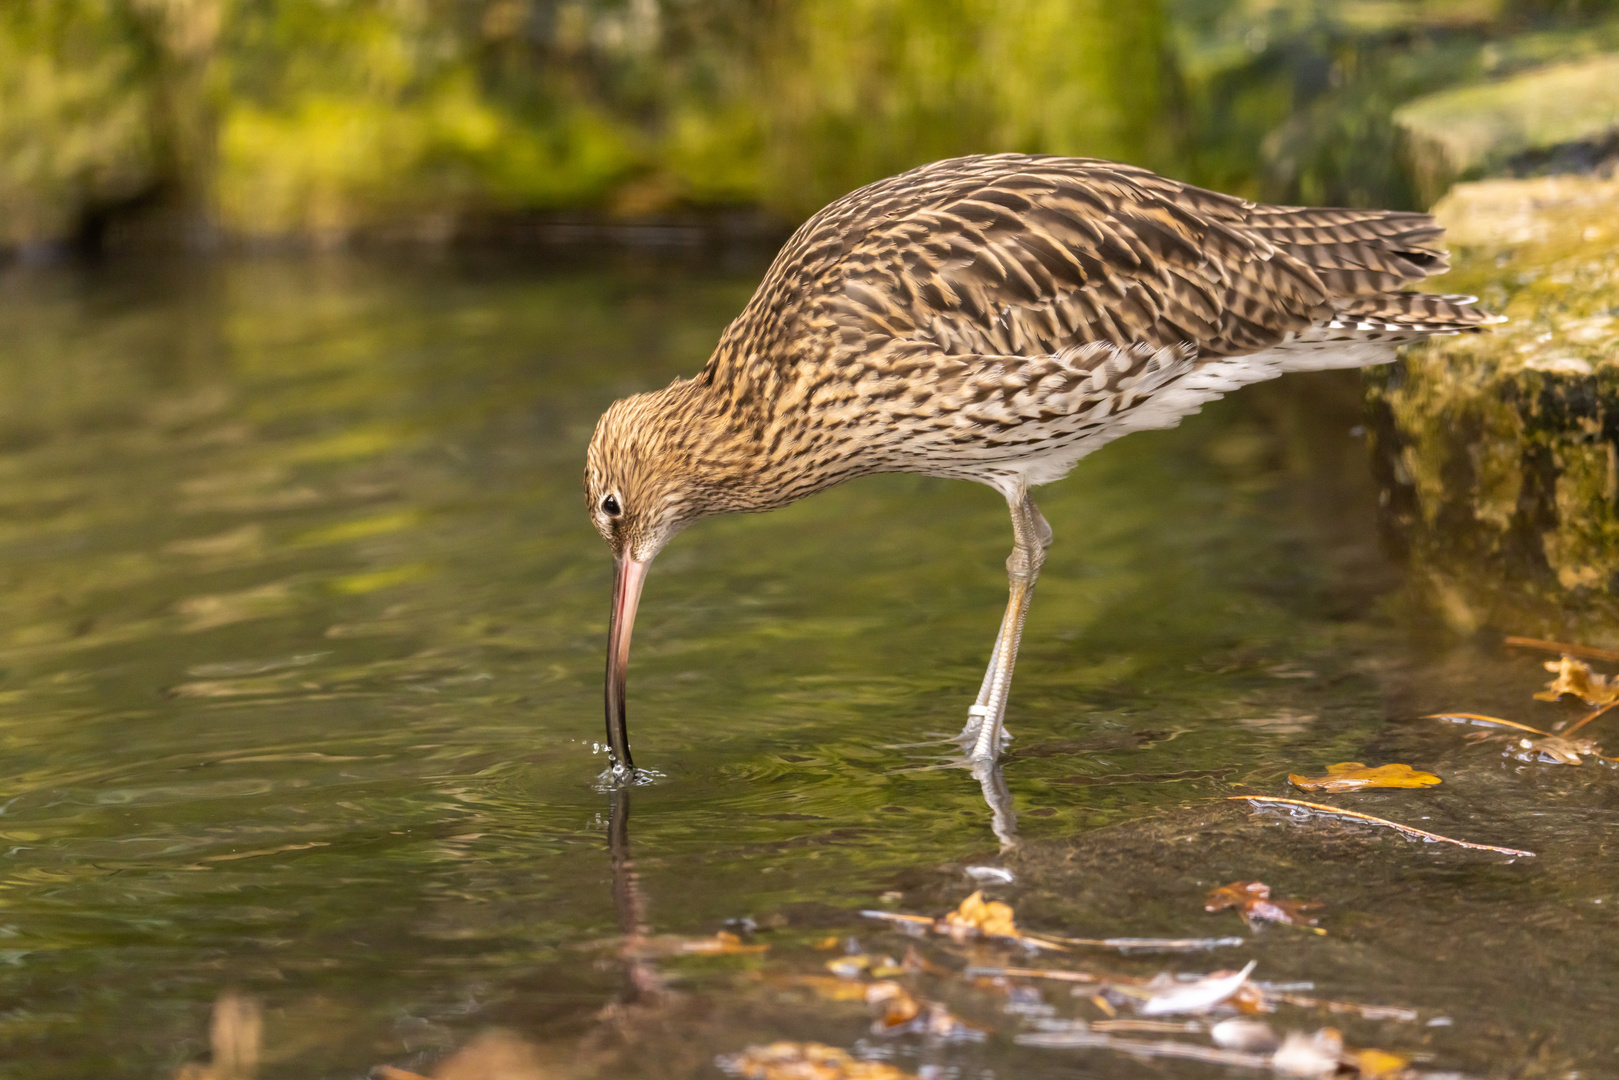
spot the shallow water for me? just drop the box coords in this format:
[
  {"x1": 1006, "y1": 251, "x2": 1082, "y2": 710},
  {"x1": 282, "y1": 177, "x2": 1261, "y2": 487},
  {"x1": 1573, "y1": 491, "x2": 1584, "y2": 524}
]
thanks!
[{"x1": 0, "y1": 254, "x2": 1613, "y2": 1078}]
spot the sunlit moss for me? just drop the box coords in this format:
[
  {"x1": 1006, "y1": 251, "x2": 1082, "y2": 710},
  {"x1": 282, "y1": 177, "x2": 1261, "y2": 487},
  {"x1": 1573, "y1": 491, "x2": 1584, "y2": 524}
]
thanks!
[
  {"x1": 216, "y1": 83, "x2": 643, "y2": 237},
  {"x1": 1366, "y1": 175, "x2": 1619, "y2": 634},
  {"x1": 6, "y1": 0, "x2": 1619, "y2": 245},
  {"x1": 759, "y1": 0, "x2": 1168, "y2": 217}
]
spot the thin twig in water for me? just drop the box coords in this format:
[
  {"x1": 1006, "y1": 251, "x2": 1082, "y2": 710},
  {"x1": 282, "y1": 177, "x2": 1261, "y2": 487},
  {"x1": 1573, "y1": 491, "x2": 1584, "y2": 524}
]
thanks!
[
  {"x1": 1017, "y1": 1029, "x2": 1271, "y2": 1067},
  {"x1": 1503, "y1": 636, "x2": 1619, "y2": 663},
  {"x1": 1426, "y1": 712, "x2": 1553, "y2": 737},
  {"x1": 1268, "y1": 992, "x2": 1418, "y2": 1022},
  {"x1": 966, "y1": 965, "x2": 1102, "y2": 983},
  {"x1": 1014, "y1": 932, "x2": 1073, "y2": 951},
  {"x1": 1091, "y1": 1019, "x2": 1203, "y2": 1034},
  {"x1": 858, "y1": 910, "x2": 935, "y2": 926},
  {"x1": 1038, "y1": 935, "x2": 1246, "y2": 952},
  {"x1": 1227, "y1": 796, "x2": 1535, "y2": 857},
  {"x1": 1563, "y1": 700, "x2": 1619, "y2": 738}
]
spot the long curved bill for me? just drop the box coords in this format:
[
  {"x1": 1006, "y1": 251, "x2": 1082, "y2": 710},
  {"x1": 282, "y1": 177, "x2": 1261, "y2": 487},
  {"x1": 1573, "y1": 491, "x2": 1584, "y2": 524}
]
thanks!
[{"x1": 604, "y1": 555, "x2": 649, "y2": 777}]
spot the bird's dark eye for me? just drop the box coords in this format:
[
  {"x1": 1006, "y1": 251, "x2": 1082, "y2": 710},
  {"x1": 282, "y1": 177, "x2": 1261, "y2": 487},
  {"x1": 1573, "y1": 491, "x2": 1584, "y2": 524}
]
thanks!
[{"x1": 601, "y1": 494, "x2": 622, "y2": 517}]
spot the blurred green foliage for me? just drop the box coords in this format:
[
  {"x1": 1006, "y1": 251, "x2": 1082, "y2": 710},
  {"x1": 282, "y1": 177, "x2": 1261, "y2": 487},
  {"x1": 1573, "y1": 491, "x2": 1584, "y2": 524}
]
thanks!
[
  {"x1": 1178, "y1": 0, "x2": 1619, "y2": 209},
  {"x1": 0, "y1": 0, "x2": 156, "y2": 249},
  {"x1": 1, "y1": 0, "x2": 1617, "y2": 249}
]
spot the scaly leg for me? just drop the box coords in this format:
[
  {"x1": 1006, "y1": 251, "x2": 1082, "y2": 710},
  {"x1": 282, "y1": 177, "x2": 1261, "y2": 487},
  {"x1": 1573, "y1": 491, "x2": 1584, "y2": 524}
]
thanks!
[
  {"x1": 955, "y1": 605, "x2": 1013, "y2": 750},
  {"x1": 956, "y1": 486, "x2": 1052, "y2": 763}
]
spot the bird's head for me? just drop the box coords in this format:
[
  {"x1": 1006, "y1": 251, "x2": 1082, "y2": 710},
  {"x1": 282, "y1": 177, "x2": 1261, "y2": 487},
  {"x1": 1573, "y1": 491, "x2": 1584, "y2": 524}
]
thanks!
[
  {"x1": 584, "y1": 390, "x2": 703, "y2": 565},
  {"x1": 583, "y1": 382, "x2": 716, "y2": 781}
]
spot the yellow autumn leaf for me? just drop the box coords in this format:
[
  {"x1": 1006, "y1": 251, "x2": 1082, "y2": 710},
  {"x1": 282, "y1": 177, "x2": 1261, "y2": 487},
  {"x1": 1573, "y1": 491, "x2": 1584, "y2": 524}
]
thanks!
[
  {"x1": 941, "y1": 890, "x2": 1018, "y2": 938},
  {"x1": 719, "y1": 1042, "x2": 914, "y2": 1080},
  {"x1": 1351, "y1": 1048, "x2": 1411, "y2": 1078},
  {"x1": 1534, "y1": 656, "x2": 1619, "y2": 706},
  {"x1": 1288, "y1": 762, "x2": 1441, "y2": 793}
]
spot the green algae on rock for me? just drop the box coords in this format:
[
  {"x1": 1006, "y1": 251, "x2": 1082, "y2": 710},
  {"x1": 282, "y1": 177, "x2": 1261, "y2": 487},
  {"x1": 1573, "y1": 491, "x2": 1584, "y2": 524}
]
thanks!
[{"x1": 1366, "y1": 174, "x2": 1619, "y2": 635}]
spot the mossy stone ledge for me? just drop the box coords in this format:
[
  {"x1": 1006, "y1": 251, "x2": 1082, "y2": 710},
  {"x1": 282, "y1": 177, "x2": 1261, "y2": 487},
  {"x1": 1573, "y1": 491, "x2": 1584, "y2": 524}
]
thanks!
[{"x1": 1366, "y1": 174, "x2": 1619, "y2": 635}]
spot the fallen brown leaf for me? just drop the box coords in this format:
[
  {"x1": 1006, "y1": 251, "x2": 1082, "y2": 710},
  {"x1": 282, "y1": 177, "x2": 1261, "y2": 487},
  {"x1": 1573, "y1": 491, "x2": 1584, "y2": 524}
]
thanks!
[
  {"x1": 861, "y1": 983, "x2": 981, "y2": 1039},
  {"x1": 864, "y1": 981, "x2": 921, "y2": 1029},
  {"x1": 1288, "y1": 763, "x2": 1440, "y2": 793},
  {"x1": 941, "y1": 890, "x2": 1017, "y2": 939},
  {"x1": 1534, "y1": 656, "x2": 1619, "y2": 706},
  {"x1": 1228, "y1": 982, "x2": 1269, "y2": 1015},
  {"x1": 1505, "y1": 734, "x2": 1602, "y2": 765},
  {"x1": 1204, "y1": 881, "x2": 1323, "y2": 929},
  {"x1": 718, "y1": 1041, "x2": 914, "y2": 1080}
]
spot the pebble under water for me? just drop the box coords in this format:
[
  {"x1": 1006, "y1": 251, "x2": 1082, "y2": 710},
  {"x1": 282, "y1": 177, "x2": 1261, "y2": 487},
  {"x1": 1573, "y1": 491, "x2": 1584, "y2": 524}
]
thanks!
[{"x1": 0, "y1": 253, "x2": 1613, "y2": 1078}]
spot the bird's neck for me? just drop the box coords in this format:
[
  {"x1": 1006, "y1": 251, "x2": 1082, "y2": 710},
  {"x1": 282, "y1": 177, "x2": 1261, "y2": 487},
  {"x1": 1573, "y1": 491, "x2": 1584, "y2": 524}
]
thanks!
[{"x1": 652, "y1": 359, "x2": 844, "y2": 516}]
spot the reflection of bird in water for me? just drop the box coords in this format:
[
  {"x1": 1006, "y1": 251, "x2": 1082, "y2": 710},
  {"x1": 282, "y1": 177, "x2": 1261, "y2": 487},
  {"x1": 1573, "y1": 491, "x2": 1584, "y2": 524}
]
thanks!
[
  {"x1": 976, "y1": 760, "x2": 1018, "y2": 852},
  {"x1": 606, "y1": 789, "x2": 664, "y2": 1003},
  {"x1": 586, "y1": 154, "x2": 1500, "y2": 779}
]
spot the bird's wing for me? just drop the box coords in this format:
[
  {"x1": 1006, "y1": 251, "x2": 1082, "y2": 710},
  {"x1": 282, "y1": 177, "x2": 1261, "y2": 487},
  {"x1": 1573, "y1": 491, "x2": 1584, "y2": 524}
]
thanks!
[{"x1": 734, "y1": 155, "x2": 1460, "y2": 372}]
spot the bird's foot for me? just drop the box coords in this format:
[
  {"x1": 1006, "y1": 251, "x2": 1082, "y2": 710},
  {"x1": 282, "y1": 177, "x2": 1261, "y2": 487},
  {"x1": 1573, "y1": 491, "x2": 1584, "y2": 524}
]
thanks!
[
  {"x1": 953, "y1": 705, "x2": 990, "y2": 748},
  {"x1": 957, "y1": 705, "x2": 1010, "y2": 763}
]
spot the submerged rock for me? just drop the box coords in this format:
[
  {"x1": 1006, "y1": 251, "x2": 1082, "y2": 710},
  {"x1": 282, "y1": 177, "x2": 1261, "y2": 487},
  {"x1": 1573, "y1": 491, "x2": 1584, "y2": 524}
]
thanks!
[{"x1": 1366, "y1": 174, "x2": 1619, "y2": 634}]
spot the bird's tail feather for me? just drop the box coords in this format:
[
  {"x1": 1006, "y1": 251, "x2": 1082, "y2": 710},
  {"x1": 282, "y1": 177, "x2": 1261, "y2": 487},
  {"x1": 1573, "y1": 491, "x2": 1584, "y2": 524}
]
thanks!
[
  {"x1": 1300, "y1": 292, "x2": 1504, "y2": 342},
  {"x1": 1258, "y1": 292, "x2": 1501, "y2": 374}
]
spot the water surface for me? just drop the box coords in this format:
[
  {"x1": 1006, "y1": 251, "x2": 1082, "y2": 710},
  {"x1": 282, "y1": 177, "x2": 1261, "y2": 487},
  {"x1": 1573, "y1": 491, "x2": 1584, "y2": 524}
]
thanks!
[{"x1": 0, "y1": 254, "x2": 1612, "y2": 1077}]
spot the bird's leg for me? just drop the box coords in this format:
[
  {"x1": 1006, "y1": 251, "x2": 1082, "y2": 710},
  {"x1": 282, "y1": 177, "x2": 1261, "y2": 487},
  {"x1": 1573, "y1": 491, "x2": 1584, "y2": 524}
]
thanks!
[
  {"x1": 957, "y1": 610, "x2": 1012, "y2": 747},
  {"x1": 958, "y1": 488, "x2": 1052, "y2": 763}
]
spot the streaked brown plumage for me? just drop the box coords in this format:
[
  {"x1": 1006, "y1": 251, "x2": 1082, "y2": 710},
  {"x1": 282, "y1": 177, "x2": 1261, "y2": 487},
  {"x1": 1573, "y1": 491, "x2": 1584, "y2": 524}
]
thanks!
[{"x1": 585, "y1": 153, "x2": 1500, "y2": 780}]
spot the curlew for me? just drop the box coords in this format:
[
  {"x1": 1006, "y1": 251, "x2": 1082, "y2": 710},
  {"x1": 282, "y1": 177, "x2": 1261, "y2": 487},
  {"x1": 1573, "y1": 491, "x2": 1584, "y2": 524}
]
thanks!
[{"x1": 585, "y1": 154, "x2": 1499, "y2": 781}]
